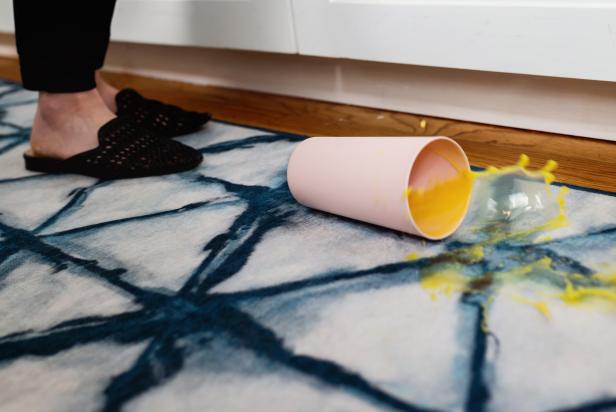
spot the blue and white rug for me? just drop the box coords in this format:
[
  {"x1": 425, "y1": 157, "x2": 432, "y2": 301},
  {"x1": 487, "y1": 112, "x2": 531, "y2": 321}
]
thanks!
[{"x1": 1, "y1": 80, "x2": 616, "y2": 412}]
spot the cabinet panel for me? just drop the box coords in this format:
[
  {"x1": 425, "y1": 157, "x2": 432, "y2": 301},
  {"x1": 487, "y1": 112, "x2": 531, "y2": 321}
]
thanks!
[
  {"x1": 292, "y1": 0, "x2": 616, "y2": 82},
  {"x1": 112, "y1": 0, "x2": 297, "y2": 53}
]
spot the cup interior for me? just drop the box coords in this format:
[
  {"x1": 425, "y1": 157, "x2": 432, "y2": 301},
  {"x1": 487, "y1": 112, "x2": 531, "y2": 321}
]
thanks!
[{"x1": 407, "y1": 139, "x2": 472, "y2": 240}]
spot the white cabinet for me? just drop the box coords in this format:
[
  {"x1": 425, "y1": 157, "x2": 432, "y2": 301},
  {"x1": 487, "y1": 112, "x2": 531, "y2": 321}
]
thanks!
[
  {"x1": 0, "y1": 0, "x2": 13, "y2": 32},
  {"x1": 292, "y1": 0, "x2": 616, "y2": 82},
  {"x1": 111, "y1": 0, "x2": 297, "y2": 53},
  {"x1": 2, "y1": 0, "x2": 616, "y2": 82}
]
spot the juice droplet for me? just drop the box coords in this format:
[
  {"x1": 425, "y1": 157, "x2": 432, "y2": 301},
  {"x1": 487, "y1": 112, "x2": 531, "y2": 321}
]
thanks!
[{"x1": 517, "y1": 154, "x2": 530, "y2": 168}]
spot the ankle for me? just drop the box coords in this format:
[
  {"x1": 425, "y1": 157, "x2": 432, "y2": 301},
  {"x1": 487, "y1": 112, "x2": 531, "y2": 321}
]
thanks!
[
  {"x1": 95, "y1": 71, "x2": 119, "y2": 113},
  {"x1": 37, "y1": 89, "x2": 105, "y2": 126},
  {"x1": 30, "y1": 90, "x2": 115, "y2": 159}
]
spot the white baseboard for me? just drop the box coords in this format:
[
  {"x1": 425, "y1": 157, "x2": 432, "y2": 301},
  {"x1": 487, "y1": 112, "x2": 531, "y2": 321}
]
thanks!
[{"x1": 1, "y1": 33, "x2": 615, "y2": 141}]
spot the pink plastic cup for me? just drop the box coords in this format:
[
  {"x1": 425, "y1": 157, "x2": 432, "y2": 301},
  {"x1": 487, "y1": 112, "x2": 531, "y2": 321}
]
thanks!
[{"x1": 287, "y1": 136, "x2": 472, "y2": 240}]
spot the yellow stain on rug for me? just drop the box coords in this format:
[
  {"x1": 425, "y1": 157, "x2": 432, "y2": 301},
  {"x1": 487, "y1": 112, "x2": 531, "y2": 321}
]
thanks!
[
  {"x1": 406, "y1": 154, "x2": 616, "y2": 331},
  {"x1": 421, "y1": 269, "x2": 468, "y2": 301},
  {"x1": 405, "y1": 251, "x2": 420, "y2": 261},
  {"x1": 511, "y1": 293, "x2": 552, "y2": 319}
]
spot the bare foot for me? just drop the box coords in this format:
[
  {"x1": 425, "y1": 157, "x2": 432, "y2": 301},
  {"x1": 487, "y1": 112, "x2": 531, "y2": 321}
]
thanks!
[
  {"x1": 29, "y1": 89, "x2": 115, "y2": 160},
  {"x1": 95, "y1": 71, "x2": 119, "y2": 113}
]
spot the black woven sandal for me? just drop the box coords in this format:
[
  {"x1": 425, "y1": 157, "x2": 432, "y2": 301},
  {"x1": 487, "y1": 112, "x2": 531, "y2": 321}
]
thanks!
[
  {"x1": 116, "y1": 88, "x2": 211, "y2": 138},
  {"x1": 23, "y1": 117, "x2": 203, "y2": 179}
]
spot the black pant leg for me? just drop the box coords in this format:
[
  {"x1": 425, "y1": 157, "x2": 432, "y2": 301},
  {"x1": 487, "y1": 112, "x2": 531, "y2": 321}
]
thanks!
[{"x1": 13, "y1": 0, "x2": 117, "y2": 92}]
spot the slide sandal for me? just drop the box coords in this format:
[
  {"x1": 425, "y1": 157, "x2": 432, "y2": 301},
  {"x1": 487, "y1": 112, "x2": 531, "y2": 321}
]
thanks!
[
  {"x1": 116, "y1": 88, "x2": 212, "y2": 139},
  {"x1": 23, "y1": 117, "x2": 203, "y2": 180}
]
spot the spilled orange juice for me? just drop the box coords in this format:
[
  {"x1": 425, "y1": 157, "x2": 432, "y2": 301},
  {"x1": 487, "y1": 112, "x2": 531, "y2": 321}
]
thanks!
[
  {"x1": 405, "y1": 154, "x2": 563, "y2": 240},
  {"x1": 404, "y1": 154, "x2": 616, "y2": 331},
  {"x1": 406, "y1": 169, "x2": 474, "y2": 239}
]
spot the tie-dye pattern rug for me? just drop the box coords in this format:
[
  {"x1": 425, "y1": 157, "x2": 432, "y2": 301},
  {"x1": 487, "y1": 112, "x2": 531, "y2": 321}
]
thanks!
[{"x1": 1, "y1": 79, "x2": 616, "y2": 412}]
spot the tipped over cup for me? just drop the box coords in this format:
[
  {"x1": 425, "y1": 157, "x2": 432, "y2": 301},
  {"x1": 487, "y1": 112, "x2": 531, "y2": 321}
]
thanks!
[{"x1": 287, "y1": 136, "x2": 473, "y2": 240}]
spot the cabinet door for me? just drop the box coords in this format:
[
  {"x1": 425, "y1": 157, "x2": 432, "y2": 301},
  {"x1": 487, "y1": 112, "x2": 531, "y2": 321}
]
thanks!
[
  {"x1": 0, "y1": 0, "x2": 297, "y2": 54},
  {"x1": 292, "y1": 0, "x2": 616, "y2": 82},
  {"x1": 112, "y1": 0, "x2": 297, "y2": 53},
  {"x1": 0, "y1": 0, "x2": 13, "y2": 32}
]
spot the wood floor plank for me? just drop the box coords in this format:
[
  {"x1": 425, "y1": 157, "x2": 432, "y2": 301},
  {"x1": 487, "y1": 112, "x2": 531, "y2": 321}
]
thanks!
[
  {"x1": 1, "y1": 56, "x2": 615, "y2": 192},
  {"x1": 0, "y1": 57, "x2": 20, "y2": 82}
]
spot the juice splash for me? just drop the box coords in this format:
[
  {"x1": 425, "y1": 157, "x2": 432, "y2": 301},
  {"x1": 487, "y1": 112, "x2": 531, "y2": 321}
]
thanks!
[{"x1": 407, "y1": 155, "x2": 616, "y2": 330}]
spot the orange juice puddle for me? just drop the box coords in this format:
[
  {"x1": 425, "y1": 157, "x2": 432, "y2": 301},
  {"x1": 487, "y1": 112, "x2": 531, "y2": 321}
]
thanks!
[
  {"x1": 406, "y1": 154, "x2": 616, "y2": 331},
  {"x1": 406, "y1": 168, "x2": 474, "y2": 239}
]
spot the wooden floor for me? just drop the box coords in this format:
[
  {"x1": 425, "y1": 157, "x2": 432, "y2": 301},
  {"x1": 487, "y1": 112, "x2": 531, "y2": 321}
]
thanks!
[{"x1": 1, "y1": 56, "x2": 615, "y2": 192}]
